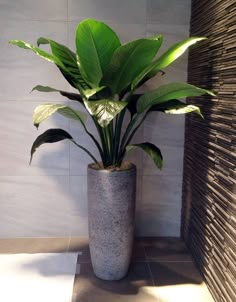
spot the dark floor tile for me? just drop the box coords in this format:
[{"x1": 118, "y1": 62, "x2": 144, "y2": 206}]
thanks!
[
  {"x1": 73, "y1": 262, "x2": 155, "y2": 301},
  {"x1": 0, "y1": 238, "x2": 69, "y2": 253},
  {"x1": 132, "y1": 240, "x2": 147, "y2": 262},
  {"x1": 149, "y1": 261, "x2": 204, "y2": 286},
  {"x1": 139, "y1": 237, "x2": 192, "y2": 262}
]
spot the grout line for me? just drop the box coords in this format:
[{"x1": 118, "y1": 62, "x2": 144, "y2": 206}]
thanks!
[
  {"x1": 66, "y1": 0, "x2": 69, "y2": 44},
  {"x1": 66, "y1": 236, "x2": 71, "y2": 252},
  {"x1": 141, "y1": 0, "x2": 149, "y2": 212},
  {"x1": 144, "y1": 246, "x2": 155, "y2": 286},
  {"x1": 148, "y1": 259, "x2": 193, "y2": 263},
  {"x1": 145, "y1": 0, "x2": 148, "y2": 38},
  {"x1": 0, "y1": 237, "x2": 71, "y2": 240},
  {"x1": 1, "y1": 18, "x2": 69, "y2": 22},
  {"x1": 66, "y1": 0, "x2": 71, "y2": 179}
]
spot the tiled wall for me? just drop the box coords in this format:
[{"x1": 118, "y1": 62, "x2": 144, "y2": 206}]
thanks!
[
  {"x1": 0, "y1": 0, "x2": 191, "y2": 238},
  {"x1": 182, "y1": 0, "x2": 236, "y2": 301}
]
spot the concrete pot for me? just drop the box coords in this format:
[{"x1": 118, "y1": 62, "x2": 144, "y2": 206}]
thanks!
[{"x1": 87, "y1": 162, "x2": 136, "y2": 280}]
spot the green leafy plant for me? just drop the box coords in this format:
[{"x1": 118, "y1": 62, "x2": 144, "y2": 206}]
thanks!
[{"x1": 9, "y1": 18, "x2": 214, "y2": 169}]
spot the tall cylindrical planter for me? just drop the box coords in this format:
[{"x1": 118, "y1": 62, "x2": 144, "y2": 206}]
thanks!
[{"x1": 87, "y1": 163, "x2": 136, "y2": 281}]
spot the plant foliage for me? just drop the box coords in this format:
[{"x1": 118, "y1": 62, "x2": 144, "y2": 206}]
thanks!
[{"x1": 9, "y1": 18, "x2": 215, "y2": 169}]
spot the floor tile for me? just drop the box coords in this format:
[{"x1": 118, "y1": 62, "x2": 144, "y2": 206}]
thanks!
[
  {"x1": 139, "y1": 237, "x2": 193, "y2": 262},
  {"x1": 0, "y1": 237, "x2": 214, "y2": 301},
  {"x1": 0, "y1": 238, "x2": 69, "y2": 253},
  {"x1": 72, "y1": 290, "x2": 158, "y2": 302},
  {"x1": 73, "y1": 262, "x2": 154, "y2": 301},
  {"x1": 149, "y1": 261, "x2": 203, "y2": 286},
  {"x1": 132, "y1": 241, "x2": 147, "y2": 262},
  {"x1": 149, "y1": 262, "x2": 214, "y2": 301}
]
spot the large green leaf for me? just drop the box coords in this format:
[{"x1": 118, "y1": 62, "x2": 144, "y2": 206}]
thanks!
[
  {"x1": 33, "y1": 103, "x2": 86, "y2": 128},
  {"x1": 30, "y1": 128, "x2": 98, "y2": 164},
  {"x1": 102, "y1": 37, "x2": 163, "y2": 94},
  {"x1": 32, "y1": 84, "x2": 105, "y2": 102},
  {"x1": 9, "y1": 40, "x2": 65, "y2": 68},
  {"x1": 126, "y1": 94, "x2": 142, "y2": 118},
  {"x1": 36, "y1": 37, "x2": 98, "y2": 95},
  {"x1": 137, "y1": 82, "x2": 215, "y2": 113},
  {"x1": 76, "y1": 19, "x2": 121, "y2": 86},
  {"x1": 132, "y1": 37, "x2": 206, "y2": 89},
  {"x1": 32, "y1": 85, "x2": 83, "y2": 103},
  {"x1": 9, "y1": 39, "x2": 88, "y2": 94},
  {"x1": 84, "y1": 99, "x2": 127, "y2": 127},
  {"x1": 30, "y1": 128, "x2": 73, "y2": 164},
  {"x1": 37, "y1": 37, "x2": 77, "y2": 68},
  {"x1": 149, "y1": 99, "x2": 203, "y2": 117},
  {"x1": 126, "y1": 143, "x2": 163, "y2": 169},
  {"x1": 10, "y1": 39, "x2": 102, "y2": 98}
]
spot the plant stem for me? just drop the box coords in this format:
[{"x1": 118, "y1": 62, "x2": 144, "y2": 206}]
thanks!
[
  {"x1": 113, "y1": 116, "x2": 119, "y2": 163},
  {"x1": 104, "y1": 126, "x2": 112, "y2": 165},
  {"x1": 126, "y1": 111, "x2": 149, "y2": 146},
  {"x1": 108, "y1": 122, "x2": 114, "y2": 163},
  {"x1": 71, "y1": 139, "x2": 99, "y2": 164},
  {"x1": 114, "y1": 109, "x2": 126, "y2": 165},
  {"x1": 119, "y1": 111, "x2": 149, "y2": 161},
  {"x1": 119, "y1": 114, "x2": 139, "y2": 157},
  {"x1": 80, "y1": 119, "x2": 104, "y2": 161}
]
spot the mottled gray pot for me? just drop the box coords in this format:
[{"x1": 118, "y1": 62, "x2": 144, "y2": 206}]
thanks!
[{"x1": 87, "y1": 163, "x2": 136, "y2": 281}]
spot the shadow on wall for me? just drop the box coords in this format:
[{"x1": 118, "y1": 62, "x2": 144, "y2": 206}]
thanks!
[
  {"x1": 182, "y1": 36, "x2": 216, "y2": 254},
  {"x1": 182, "y1": 11, "x2": 234, "y2": 286}
]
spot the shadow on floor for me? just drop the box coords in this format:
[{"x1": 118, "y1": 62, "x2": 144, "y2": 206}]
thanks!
[{"x1": 18, "y1": 238, "x2": 207, "y2": 301}]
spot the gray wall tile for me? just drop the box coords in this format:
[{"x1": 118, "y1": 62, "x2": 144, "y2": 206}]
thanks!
[
  {"x1": 0, "y1": 0, "x2": 191, "y2": 238},
  {"x1": 147, "y1": 0, "x2": 191, "y2": 25},
  {"x1": 0, "y1": 176, "x2": 71, "y2": 237},
  {"x1": 143, "y1": 145, "x2": 184, "y2": 176},
  {"x1": 66, "y1": 176, "x2": 88, "y2": 236},
  {"x1": 0, "y1": 0, "x2": 68, "y2": 21},
  {"x1": 137, "y1": 175, "x2": 182, "y2": 236},
  {"x1": 0, "y1": 101, "x2": 70, "y2": 176},
  {"x1": 68, "y1": 0, "x2": 147, "y2": 23},
  {"x1": 0, "y1": 20, "x2": 69, "y2": 101},
  {"x1": 0, "y1": 65, "x2": 69, "y2": 101},
  {"x1": 1, "y1": 20, "x2": 68, "y2": 67},
  {"x1": 136, "y1": 205, "x2": 181, "y2": 236},
  {"x1": 142, "y1": 175, "x2": 182, "y2": 207},
  {"x1": 144, "y1": 113, "x2": 185, "y2": 147}
]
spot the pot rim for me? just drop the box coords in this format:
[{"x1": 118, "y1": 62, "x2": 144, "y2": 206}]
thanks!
[{"x1": 88, "y1": 161, "x2": 136, "y2": 173}]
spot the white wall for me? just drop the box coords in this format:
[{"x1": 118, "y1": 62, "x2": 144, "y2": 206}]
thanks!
[{"x1": 0, "y1": 0, "x2": 191, "y2": 238}]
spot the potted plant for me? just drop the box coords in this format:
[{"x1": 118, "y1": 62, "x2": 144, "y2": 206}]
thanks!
[{"x1": 9, "y1": 18, "x2": 214, "y2": 280}]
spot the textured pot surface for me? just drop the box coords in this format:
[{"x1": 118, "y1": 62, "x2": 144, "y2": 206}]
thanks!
[{"x1": 87, "y1": 163, "x2": 136, "y2": 280}]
